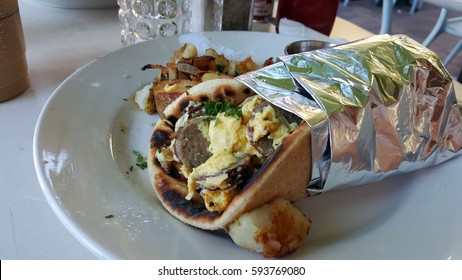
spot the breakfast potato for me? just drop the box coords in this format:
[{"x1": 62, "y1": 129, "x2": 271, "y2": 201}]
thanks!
[
  {"x1": 228, "y1": 197, "x2": 311, "y2": 258},
  {"x1": 135, "y1": 43, "x2": 271, "y2": 115},
  {"x1": 153, "y1": 79, "x2": 200, "y2": 118}
]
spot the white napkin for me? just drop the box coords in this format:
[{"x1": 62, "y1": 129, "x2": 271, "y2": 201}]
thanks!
[
  {"x1": 278, "y1": 17, "x2": 347, "y2": 43},
  {"x1": 278, "y1": 17, "x2": 312, "y2": 38}
]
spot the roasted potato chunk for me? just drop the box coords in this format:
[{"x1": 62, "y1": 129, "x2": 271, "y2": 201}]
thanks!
[
  {"x1": 154, "y1": 79, "x2": 200, "y2": 118},
  {"x1": 228, "y1": 197, "x2": 311, "y2": 258},
  {"x1": 171, "y1": 43, "x2": 198, "y2": 63},
  {"x1": 137, "y1": 44, "x2": 274, "y2": 116}
]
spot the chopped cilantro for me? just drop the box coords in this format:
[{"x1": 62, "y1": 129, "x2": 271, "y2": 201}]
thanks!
[
  {"x1": 136, "y1": 162, "x2": 148, "y2": 169},
  {"x1": 216, "y1": 64, "x2": 226, "y2": 73},
  {"x1": 204, "y1": 100, "x2": 242, "y2": 126},
  {"x1": 132, "y1": 150, "x2": 148, "y2": 170},
  {"x1": 105, "y1": 214, "x2": 114, "y2": 219},
  {"x1": 204, "y1": 100, "x2": 242, "y2": 119}
]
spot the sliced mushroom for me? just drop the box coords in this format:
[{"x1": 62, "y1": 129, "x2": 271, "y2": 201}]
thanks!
[
  {"x1": 247, "y1": 99, "x2": 302, "y2": 157},
  {"x1": 192, "y1": 155, "x2": 254, "y2": 191},
  {"x1": 246, "y1": 99, "x2": 276, "y2": 157}
]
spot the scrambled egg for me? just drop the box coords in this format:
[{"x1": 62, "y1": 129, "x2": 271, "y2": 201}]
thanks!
[
  {"x1": 186, "y1": 151, "x2": 239, "y2": 211},
  {"x1": 187, "y1": 151, "x2": 238, "y2": 193},
  {"x1": 207, "y1": 112, "x2": 258, "y2": 156},
  {"x1": 208, "y1": 114, "x2": 243, "y2": 153},
  {"x1": 245, "y1": 96, "x2": 298, "y2": 148},
  {"x1": 184, "y1": 96, "x2": 297, "y2": 212},
  {"x1": 202, "y1": 188, "x2": 237, "y2": 213}
]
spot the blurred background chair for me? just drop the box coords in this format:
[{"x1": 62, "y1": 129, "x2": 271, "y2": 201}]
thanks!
[
  {"x1": 421, "y1": 0, "x2": 462, "y2": 66},
  {"x1": 410, "y1": 0, "x2": 423, "y2": 14},
  {"x1": 337, "y1": 0, "x2": 462, "y2": 82},
  {"x1": 342, "y1": 0, "x2": 396, "y2": 35},
  {"x1": 369, "y1": 0, "x2": 462, "y2": 66},
  {"x1": 344, "y1": 0, "x2": 420, "y2": 15},
  {"x1": 380, "y1": 0, "x2": 394, "y2": 34}
]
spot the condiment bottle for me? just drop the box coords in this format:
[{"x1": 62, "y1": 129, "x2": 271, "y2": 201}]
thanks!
[{"x1": 252, "y1": 0, "x2": 274, "y2": 22}]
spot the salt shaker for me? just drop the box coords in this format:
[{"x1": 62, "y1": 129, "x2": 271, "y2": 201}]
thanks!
[
  {"x1": 0, "y1": 0, "x2": 29, "y2": 102},
  {"x1": 118, "y1": 0, "x2": 224, "y2": 46}
]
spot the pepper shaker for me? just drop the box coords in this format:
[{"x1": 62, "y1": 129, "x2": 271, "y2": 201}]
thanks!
[{"x1": 0, "y1": 0, "x2": 29, "y2": 102}]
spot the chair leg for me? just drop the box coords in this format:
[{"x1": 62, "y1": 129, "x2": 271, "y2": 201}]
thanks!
[
  {"x1": 379, "y1": 0, "x2": 393, "y2": 34},
  {"x1": 410, "y1": 0, "x2": 420, "y2": 15},
  {"x1": 422, "y1": 8, "x2": 448, "y2": 47},
  {"x1": 443, "y1": 38, "x2": 462, "y2": 65},
  {"x1": 457, "y1": 67, "x2": 462, "y2": 83}
]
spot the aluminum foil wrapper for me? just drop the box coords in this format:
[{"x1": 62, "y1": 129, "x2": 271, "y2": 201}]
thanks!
[{"x1": 237, "y1": 34, "x2": 462, "y2": 193}]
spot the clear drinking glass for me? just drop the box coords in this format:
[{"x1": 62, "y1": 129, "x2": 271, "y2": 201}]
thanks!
[{"x1": 118, "y1": 0, "x2": 223, "y2": 46}]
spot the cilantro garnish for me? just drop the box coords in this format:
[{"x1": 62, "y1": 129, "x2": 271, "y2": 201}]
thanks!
[
  {"x1": 216, "y1": 64, "x2": 226, "y2": 73},
  {"x1": 133, "y1": 150, "x2": 148, "y2": 170},
  {"x1": 204, "y1": 100, "x2": 242, "y2": 120}
]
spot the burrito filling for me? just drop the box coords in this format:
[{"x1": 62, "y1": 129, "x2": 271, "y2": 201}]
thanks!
[{"x1": 157, "y1": 95, "x2": 300, "y2": 212}]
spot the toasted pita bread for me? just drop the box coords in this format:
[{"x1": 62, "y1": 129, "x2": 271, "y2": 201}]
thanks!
[{"x1": 148, "y1": 79, "x2": 312, "y2": 230}]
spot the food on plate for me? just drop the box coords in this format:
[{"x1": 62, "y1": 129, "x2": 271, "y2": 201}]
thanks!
[
  {"x1": 228, "y1": 197, "x2": 311, "y2": 258},
  {"x1": 135, "y1": 43, "x2": 273, "y2": 117},
  {"x1": 148, "y1": 78, "x2": 313, "y2": 257},
  {"x1": 152, "y1": 79, "x2": 200, "y2": 119}
]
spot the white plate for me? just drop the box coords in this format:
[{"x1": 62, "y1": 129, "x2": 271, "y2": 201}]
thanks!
[{"x1": 33, "y1": 31, "x2": 462, "y2": 260}]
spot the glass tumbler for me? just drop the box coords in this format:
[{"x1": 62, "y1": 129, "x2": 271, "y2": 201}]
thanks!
[{"x1": 118, "y1": 0, "x2": 223, "y2": 46}]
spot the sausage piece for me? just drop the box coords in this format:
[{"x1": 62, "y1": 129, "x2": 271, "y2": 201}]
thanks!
[{"x1": 174, "y1": 116, "x2": 212, "y2": 169}]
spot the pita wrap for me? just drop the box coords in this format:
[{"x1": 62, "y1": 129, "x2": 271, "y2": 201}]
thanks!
[{"x1": 148, "y1": 79, "x2": 312, "y2": 230}]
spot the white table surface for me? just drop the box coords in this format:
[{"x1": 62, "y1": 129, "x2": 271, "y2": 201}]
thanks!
[
  {"x1": 2, "y1": 0, "x2": 460, "y2": 260},
  {"x1": 1, "y1": 0, "x2": 121, "y2": 259}
]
